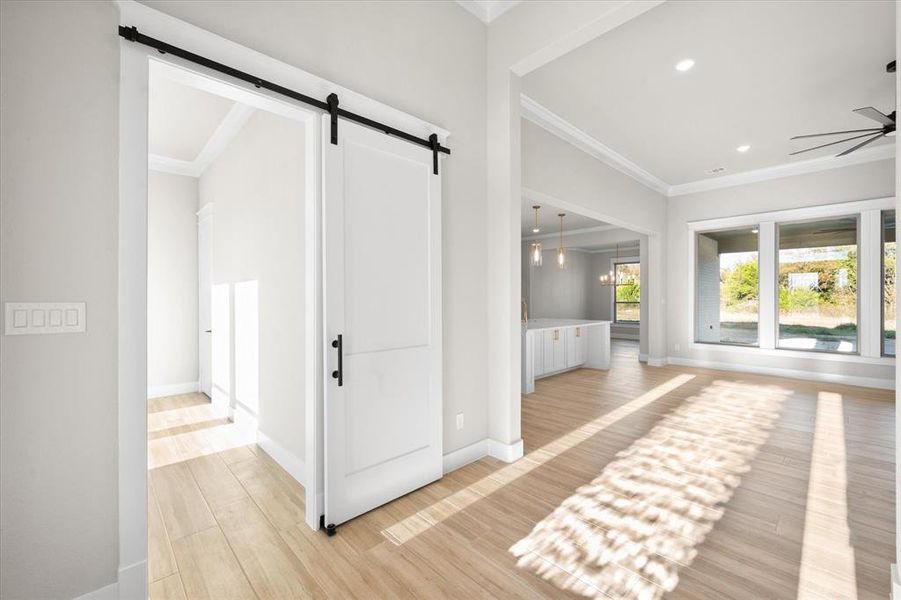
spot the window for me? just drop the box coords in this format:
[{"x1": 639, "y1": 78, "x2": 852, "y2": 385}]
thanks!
[
  {"x1": 777, "y1": 217, "x2": 857, "y2": 353},
  {"x1": 883, "y1": 210, "x2": 895, "y2": 356},
  {"x1": 614, "y1": 262, "x2": 640, "y2": 323},
  {"x1": 695, "y1": 228, "x2": 759, "y2": 346}
]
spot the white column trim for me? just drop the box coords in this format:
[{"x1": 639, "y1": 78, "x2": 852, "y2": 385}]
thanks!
[
  {"x1": 759, "y1": 221, "x2": 776, "y2": 350},
  {"x1": 860, "y1": 209, "x2": 883, "y2": 358}
]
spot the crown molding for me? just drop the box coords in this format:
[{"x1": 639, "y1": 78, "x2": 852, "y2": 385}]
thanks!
[
  {"x1": 149, "y1": 103, "x2": 256, "y2": 178},
  {"x1": 521, "y1": 94, "x2": 896, "y2": 199},
  {"x1": 667, "y1": 143, "x2": 896, "y2": 197},
  {"x1": 521, "y1": 94, "x2": 670, "y2": 195},
  {"x1": 148, "y1": 154, "x2": 195, "y2": 177},
  {"x1": 522, "y1": 223, "x2": 617, "y2": 241},
  {"x1": 455, "y1": 0, "x2": 521, "y2": 24}
]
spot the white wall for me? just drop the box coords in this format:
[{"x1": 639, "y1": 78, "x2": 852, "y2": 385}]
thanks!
[
  {"x1": 667, "y1": 158, "x2": 895, "y2": 383},
  {"x1": 522, "y1": 120, "x2": 668, "y2": 364},
  {"x1": 148, "y1": 171, "x2": 199, "y2": 389},
  {"x1": 200, "y1": 109, "x2": 306, "y2": 463},
  {"x1": 0, "y1": 2, "x2": 120, "y2": 598}
]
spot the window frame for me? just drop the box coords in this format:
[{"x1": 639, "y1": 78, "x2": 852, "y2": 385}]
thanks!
[
  {"x1": 774, "y1": 215, "x2": 860, "y2": 356},
  {"x1": 686, "y1": 196, "x2": 894, "y2": 366},
  {"x1": 882, "y1": 209, "x2": 895, "y2": 357},
  {"x1": 692, "y1": 226, "x2": 761, "y2": 349},
  {"x1": 612, "y1": 260, "x2": 640, "y2": 325}
]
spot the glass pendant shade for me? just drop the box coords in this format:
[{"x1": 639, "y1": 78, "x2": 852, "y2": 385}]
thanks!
[
  {"x1": 532, "y1": 205, "x2": 541, "y2": 233},
  {"x1": 557, "y1": 213, "x2": 566, "y2": 269},
  {"x1": 530, "y1": 241, "x2": 543, "y2": 266}
]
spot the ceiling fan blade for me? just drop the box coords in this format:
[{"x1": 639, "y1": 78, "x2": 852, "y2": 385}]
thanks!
[
  {"x1": 836, "y1": 132, "x2": 885, "y2": 157},
  {"x1": 853, "y1": 106, "x2": 895, "y2": 125},
  {"x1": 790, "y1": 127, "x2": 882, "y2": 140},
  {"x1": 789, "y1": 131, "x2": 882, "y2": 156}
]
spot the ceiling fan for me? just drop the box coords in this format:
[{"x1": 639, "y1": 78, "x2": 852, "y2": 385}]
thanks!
[{"x1": 789, "y1": 60, "x2": 896, "y2": 157}]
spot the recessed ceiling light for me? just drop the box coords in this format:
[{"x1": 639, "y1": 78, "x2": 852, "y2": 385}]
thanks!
[
  {"x1": 736, "y1": 144, "x2": 751, "y2": 153},
  {"x1": 675, "y1": 59, "x2": 695, "y2": 72}
]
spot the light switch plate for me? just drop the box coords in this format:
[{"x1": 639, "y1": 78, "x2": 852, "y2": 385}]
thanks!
[{"x1": 4, "y1": 302, "x2": 86, "y2": 335}]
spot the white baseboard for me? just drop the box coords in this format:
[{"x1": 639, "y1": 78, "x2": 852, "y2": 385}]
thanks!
[
  {"x1": 647, "y1": 356, "x2": 667, "y2": 367},
  {"x1": 147, "y1": 380, "x2": 199, "y2": 399},
  {"x1": 892, "y1": 564, "x2": 901, "y2": 600},
  {"x1": 117, "y1": 560, "x2": 146, "y2": 600},
  {"x1": 442, "y1": 438, "x2": 524, "y2": 473},
  {"x1": 211, "y1": 385, "x2": 229, "y2": 411},
  {"x1": 638, "y1": 353, "x2": 648, "y2": 362},
  {"x1": 71, "y1": 560, "x2": 145, "y2": 600},
  {"x1": 488, "y1": 438, "x2": 524, "y2": 463},
  {"x1": 666, "y1": 356, "x2": 894, "y2": 390},
  {"x1": 257, "y1": 430, "x2": 305, "y2": 486},
  {"x1": 443, "y1": 439, "x2": 490, "y2": 474},
  {"x1": 73, "y1": 581, "x2": 118, "y2": 600}
]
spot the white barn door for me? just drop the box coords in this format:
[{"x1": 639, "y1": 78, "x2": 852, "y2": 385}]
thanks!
[{"x1": 322, "y1": 116, "x2": 442, "y2": 528}]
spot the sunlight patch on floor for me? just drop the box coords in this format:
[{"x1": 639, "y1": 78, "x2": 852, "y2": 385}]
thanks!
[
  {"x1": 147, "y1": 394, "x2": 255, "y2": 470},
  {"x1": 381, "y1": 374, "x2": 697, "y2": 545},
  {"x1": 509, "y1": 380, "x2": 790, "y2": 599},
  {"x1": 796, "y1": 391, "x2": 856, "y2": 599}
]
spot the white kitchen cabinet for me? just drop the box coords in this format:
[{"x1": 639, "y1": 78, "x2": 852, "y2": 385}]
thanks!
[
  {"x1": 521, "y1": 319, "x2": 611, "y2": 394},
  {"x1": 533, "y1": 331, "x2": 545, "y2": 377},
  {"x1": 566, "y1": 326, "x2": 586, "y2": 367},
  {"x1": 542, "y1": 328, "x2": 565, "y2": 373}
]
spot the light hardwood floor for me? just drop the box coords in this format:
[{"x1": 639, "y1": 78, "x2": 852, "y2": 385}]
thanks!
[{"x1": 148, "y1": 341, "x2": 894, "y2": 599}]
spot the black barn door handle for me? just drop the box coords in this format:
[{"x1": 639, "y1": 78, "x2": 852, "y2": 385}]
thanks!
[{"x1": 331, "y1": 334, "x2": 343, "y2": 386}]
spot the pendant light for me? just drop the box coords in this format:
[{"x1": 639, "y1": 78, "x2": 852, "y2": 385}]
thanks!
[
  {"x1": 529, "y1": 205, "x2": 543, "y2": 267},
  {"x1": 599, "y1": 243, "x2": 617, "y2": 286},
  {"x1": 529, "y1": 240, "x2": 543, "y2": 267},
  {"x1": 556, "y1": 213, "x2": 566, "y2": 269}
]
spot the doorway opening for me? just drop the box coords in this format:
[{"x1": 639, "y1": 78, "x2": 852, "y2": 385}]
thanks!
[
  {"x1": 520, "y1": 195, "x2": 649, "y2": 397},
  {"x1": 143, "y1": 58, "x2": 320, "y2": 594}
]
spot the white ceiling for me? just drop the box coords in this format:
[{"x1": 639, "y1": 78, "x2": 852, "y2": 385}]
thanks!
[
  {"x1": 455, "y1": 0, "x2": 521, "y2": 24},
  {"x1": 149, "y1": 75, "x2": 236, "y2": 161},
  {"x1": 521, "y1": 197, "x2": 608, "y2": 238},
  {"x1": 522, "y1": 1, "x2": 895, "y2": 187}
]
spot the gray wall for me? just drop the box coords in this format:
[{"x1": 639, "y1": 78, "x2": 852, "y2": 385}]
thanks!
[
  {"x1": 0, "y1": 2, "x2": 120, "y2": 598},
  {"x1": 148, "y1": 172, "x2": 199, "y2": 388},
  {"x1": 0, "y1": 2, "x2": 488, "y2": 596},
  {"x1": 527, "y1": 248, "x2": 592, "y2": 319},
  {"x1": 667, "y1": 158, "x2": 895, "y2": 381},
  {"x1": 200, "y1": 110, "x2": 307, "y2": 463}
]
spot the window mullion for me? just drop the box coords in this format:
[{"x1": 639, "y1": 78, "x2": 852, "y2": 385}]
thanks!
[
  {"x1": 759, "y1": 221, "x2": 776, "y2": 349},
  {"x1": 860, "y1": 209, "x2": 882, "y2": 357}
]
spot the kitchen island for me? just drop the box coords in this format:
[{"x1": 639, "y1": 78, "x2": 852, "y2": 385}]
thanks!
[{"x1": 521, "y1": 318, "x2": 611, "y2": 394}]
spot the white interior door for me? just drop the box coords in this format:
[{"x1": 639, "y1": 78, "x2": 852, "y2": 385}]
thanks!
[
  {"x1": 198, "y1": 206, "x2": 213, "y2": 397},
  {"x1": 323, "y1": 117, "x2": 442, "y2": 528}
]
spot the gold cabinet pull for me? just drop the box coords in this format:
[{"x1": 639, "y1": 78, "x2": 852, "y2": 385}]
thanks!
[
  {"x1": 554, "y1": 329, "x2": 559, "y2": 341},
  {"x1": 576, "y1": 327, "x2": 581, "y2": 337}
]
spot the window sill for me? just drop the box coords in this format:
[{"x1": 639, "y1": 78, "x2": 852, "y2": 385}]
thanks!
[
  {"x1": 688, "y1": 341, "x2": 894, "y2": 365},
  {"x1": 613, "y1": 322, "x2": 640, "y2": 328}
]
